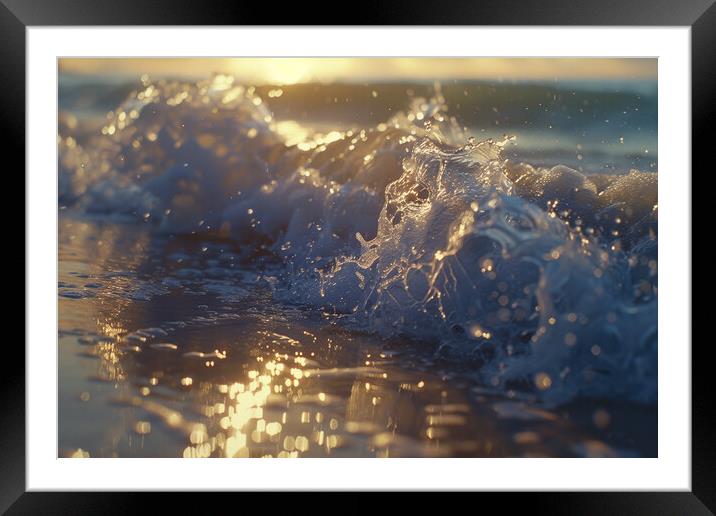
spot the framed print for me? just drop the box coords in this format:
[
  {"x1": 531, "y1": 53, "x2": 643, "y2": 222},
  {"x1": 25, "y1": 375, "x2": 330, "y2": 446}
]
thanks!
[{"x1": 6, "y1": 0, "x2": 710, "y2": 511}]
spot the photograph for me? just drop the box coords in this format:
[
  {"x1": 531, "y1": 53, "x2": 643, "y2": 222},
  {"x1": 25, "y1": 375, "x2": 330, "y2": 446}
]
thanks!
[{"x1": 57, "y1": 57, "x2": 658, "y2": 459}]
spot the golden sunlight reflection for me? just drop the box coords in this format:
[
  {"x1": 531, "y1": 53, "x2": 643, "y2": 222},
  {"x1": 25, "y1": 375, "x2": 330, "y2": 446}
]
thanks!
[
  {"x1": 59, "y1": 218, "x2": 655, "y2": 458},
  {"x1": 179, "y1": 338, "x2": 399, "y2": 458}
]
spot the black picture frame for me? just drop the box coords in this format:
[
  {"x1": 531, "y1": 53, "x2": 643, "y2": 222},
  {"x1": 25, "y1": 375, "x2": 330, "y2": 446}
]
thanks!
[{"x1": 5, "y1": 0, "x2": 710, "y2": 512}]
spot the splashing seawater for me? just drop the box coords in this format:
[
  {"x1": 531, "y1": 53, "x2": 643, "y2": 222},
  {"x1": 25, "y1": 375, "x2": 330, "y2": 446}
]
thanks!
[{"x1": 59, "y1": 75, "x2": 657, "y2": 406}]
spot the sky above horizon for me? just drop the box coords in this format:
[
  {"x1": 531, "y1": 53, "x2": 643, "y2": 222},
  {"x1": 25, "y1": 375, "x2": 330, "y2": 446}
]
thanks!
[{"x1": 59, "y1": 58, "x2": 657, "y2": 86}]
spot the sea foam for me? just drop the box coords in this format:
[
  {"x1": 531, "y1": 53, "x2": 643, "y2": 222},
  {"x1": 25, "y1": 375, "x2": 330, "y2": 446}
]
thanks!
[{"x1": 58, "y1": 75, "x2": 658, "y2": 405}]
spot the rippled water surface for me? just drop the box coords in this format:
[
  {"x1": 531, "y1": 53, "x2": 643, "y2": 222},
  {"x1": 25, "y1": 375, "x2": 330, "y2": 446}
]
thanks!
[{"x1": 59, "y1": 217, "x2": 655, "y2": 458}]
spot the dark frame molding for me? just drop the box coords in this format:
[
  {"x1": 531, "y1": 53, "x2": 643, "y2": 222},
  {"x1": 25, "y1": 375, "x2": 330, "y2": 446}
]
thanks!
[{"x1": 5, "y1": 0, "x2": 710, "y2": 512}]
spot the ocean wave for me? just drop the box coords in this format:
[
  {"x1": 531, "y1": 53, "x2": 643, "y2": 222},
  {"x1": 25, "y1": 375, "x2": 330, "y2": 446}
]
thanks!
[{"x1": 58, "y1": 75, "x2": 658, "y2": 405}]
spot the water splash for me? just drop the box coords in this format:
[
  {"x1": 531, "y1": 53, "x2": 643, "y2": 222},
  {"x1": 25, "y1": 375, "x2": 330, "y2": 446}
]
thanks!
[{"x1": 59, "y1": 75, "x2": 658, "y2": 405}]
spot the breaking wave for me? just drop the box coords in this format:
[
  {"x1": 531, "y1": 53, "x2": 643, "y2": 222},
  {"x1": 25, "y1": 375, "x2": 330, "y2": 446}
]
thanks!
[{"x1": 58, "y1": 75, "x2": 658, "y2": 405}]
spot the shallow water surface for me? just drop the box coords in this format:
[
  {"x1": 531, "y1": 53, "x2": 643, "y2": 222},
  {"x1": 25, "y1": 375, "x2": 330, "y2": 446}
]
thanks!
[{"x1": 59, "y1": 216, "x2": 656, "y2": 458}]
